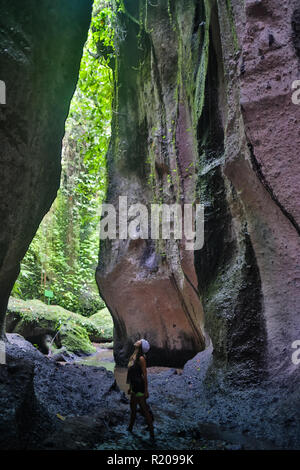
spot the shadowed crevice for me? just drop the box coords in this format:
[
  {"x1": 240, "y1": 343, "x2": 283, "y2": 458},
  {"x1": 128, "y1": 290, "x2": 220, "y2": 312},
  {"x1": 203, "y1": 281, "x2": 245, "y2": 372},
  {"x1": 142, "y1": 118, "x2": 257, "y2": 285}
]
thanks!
[{"x1": 247, "y1": 141, "x2": 300, "y2": 238}]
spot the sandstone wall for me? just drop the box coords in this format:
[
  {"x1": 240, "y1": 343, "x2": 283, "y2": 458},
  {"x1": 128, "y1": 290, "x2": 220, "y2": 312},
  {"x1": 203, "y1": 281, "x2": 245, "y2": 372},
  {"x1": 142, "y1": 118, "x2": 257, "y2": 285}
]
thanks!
[
  {"x1": 217, "y1": 0, "x2": 300, "y2": 378},
  {"x1": 97, "y1": 0, "x2": 300, "y2": 378},
  {"x1": 0, "y1": 0, "x2": 299, "y2": 379},
  {"x1": 96, "y1": 0, "x2": 208, "y2": 366}
]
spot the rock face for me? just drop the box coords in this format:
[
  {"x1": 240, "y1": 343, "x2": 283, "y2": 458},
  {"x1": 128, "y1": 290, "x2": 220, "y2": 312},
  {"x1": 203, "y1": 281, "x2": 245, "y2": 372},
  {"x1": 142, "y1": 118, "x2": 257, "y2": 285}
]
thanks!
[
  {"x1": 215, "y1": 0, "x2": 300, "y2": 379},
  {"x1": 0, "y1": 334, "x2": 125, "y2": 449},
  {"x1": 0, "y1": 0, "x2": 93, "y2": 337},
  {"x1": 96, "y1": 0, "x2": 209, "y2": 366},
  {"x1": 97, "y1": 0, "x2": 300, "y2": 379}
]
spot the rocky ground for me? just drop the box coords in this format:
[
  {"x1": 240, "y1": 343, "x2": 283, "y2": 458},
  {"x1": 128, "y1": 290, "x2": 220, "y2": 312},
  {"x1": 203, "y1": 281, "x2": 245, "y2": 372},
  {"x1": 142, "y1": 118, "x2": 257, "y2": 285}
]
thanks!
[
  {"x1": 0, "y1": 334, "x2": 123, "y2": 450},
  {"x1": 97, "y1": 347, "x2": 300, "y2": 451},
  {"x1": 0, "y1": 334, "x2": 299, "y2": 450}
]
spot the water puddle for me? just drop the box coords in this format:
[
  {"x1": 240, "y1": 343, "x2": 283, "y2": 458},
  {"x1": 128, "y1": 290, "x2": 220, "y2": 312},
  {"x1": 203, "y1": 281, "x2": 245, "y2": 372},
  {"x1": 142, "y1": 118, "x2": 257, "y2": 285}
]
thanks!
[
  {"x1": 77, "y1": 343, "x2": 173, "y2": 394},
  {"x1": 76, "y1": 343, "x2": 130, "y2": 393},
  {"x1": 77, "y1": 343, "x2": 115, "y2": 372}
]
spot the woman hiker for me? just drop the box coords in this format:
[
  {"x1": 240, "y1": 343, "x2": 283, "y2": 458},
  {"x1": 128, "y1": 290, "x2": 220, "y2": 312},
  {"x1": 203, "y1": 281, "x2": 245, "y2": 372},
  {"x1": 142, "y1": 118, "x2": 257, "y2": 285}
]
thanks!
[{"x1": 126, "y1": 339, "x2": 155, "y2": 440}]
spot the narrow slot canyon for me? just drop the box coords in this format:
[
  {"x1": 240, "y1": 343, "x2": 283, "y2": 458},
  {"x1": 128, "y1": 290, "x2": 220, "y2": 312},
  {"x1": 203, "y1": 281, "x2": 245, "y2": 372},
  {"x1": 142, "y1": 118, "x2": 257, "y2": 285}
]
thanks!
[{"x1": 0, "y1": 0, "x2": 300, "y2": 451}]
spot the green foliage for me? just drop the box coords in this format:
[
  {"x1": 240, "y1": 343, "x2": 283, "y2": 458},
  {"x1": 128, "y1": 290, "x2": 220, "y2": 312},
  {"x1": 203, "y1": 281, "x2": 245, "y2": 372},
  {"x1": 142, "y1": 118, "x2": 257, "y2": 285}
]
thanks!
[
  {"x1": 194, "y1": 0, "x2": 211, "y2": 125},
  {"x1": 12, "y1": 0, "x2": 114, "y2": 316},
  {"x1": 225, "y1": 0, "x2": 239, "y2": 51},
  {"x1": 89, "y1": 308, "x2": 114, "y2": 341},
  {"x1": 59, "y1": 323, "x2": 96, "y2": 355},
  {"x1": 7, "y1": 297, "x2": 114, "y2": 353}
]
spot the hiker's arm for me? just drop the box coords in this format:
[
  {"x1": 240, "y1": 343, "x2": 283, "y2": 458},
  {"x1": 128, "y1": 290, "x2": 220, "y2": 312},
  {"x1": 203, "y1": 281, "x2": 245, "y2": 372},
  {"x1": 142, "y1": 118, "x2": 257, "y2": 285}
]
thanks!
[{"x1": 140, "y1": 356, "x2": 149, "y2": 398}]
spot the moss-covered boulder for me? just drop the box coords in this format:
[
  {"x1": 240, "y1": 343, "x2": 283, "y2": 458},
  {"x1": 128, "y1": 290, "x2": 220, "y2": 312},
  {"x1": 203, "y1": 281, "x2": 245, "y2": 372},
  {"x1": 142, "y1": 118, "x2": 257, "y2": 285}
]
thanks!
[
  {"x1": 89, "y1": 308, "x2": 114, "y2": 342},
  {"x1": 6, "y1": 298, "x2": 113, "y2": 355}
]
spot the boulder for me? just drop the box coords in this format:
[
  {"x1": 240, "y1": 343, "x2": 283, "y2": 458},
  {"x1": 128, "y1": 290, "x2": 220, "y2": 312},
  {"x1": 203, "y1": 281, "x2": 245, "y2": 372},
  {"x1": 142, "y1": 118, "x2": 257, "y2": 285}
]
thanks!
[
  {"x1": 96, "y1": 0, "x2": 207, "y2": 366},
  {"x1": 6, "y1": 297, "x2": 113, "y2": 355}
]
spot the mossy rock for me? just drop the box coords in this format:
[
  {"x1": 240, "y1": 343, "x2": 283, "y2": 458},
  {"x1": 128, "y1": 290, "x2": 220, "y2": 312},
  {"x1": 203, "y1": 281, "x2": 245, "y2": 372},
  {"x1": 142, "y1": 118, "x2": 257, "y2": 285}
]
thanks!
[
  {"x1": 89, "y1": 308, "x2": 114, "y2": 342},
  {"x1": 59, "y1": 323, "x2": 95, "y2": 355},
  {"x1": 6, "y1": 298, "x2": 113, "y2": 355}
]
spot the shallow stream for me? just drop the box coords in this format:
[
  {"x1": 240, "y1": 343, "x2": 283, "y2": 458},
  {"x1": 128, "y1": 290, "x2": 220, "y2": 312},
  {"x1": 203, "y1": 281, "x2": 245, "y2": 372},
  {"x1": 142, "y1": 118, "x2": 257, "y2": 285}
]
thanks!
[{"x1": 77, "y1": 343, "x2": 171, "y2": 396}]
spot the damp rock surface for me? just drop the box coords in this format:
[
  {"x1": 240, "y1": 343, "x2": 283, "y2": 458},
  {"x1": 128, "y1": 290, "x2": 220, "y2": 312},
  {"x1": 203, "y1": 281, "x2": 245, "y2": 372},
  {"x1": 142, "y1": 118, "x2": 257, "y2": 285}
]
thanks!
[
  {"x1": 0, "y1": 334, "x2": 124, "y2": 449},
  {"x1": 96, "y1": 0, "x2": 300, "y2": 380},
  {"x1": 1, "y1": 337, "x2": 299, "y2": 450}
]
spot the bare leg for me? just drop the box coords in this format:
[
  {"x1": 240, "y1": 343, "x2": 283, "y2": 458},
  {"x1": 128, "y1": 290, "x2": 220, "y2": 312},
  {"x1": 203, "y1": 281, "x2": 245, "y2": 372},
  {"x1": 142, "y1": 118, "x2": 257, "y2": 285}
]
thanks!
[
  {"x1": 128, "y1": 393, "x2": 137, "y2": 432},
  {"x1": 137, "y1": 397, "x2": 154, "y2": 439}
]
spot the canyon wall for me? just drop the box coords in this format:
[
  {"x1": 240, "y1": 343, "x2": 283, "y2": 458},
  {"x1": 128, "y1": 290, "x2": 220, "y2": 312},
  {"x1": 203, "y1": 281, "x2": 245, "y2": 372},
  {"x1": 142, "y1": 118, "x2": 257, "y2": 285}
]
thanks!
[
  {"x1": 97, "y1": 0, "x2": 208, "y2": 366},
  {"x1": 0, "y1": 0, "x2": 299, "y2": 379},
  {"x1": 97, "y1": 0, "x2": 300, "y2": 377},
  {"x1": 0, "y1": 0, "x2": 93, "y2": 337},
  {"x1": 217, "y1": 0, "x2": 300, "y2": 379}
]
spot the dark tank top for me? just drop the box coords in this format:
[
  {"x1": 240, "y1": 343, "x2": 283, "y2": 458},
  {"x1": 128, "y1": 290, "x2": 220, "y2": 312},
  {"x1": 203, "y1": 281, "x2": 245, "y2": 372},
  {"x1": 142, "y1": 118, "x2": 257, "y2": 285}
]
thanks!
[{"x1": 126, "y1": 355, "x2": 145, "y2": 393}]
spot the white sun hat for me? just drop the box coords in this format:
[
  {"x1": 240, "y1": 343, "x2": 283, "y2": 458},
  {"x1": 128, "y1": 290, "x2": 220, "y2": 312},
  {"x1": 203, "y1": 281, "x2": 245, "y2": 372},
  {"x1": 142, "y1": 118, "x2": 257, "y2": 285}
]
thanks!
[{"x1": 141, "y1": 338, "x2": 150, "y2": 353}]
